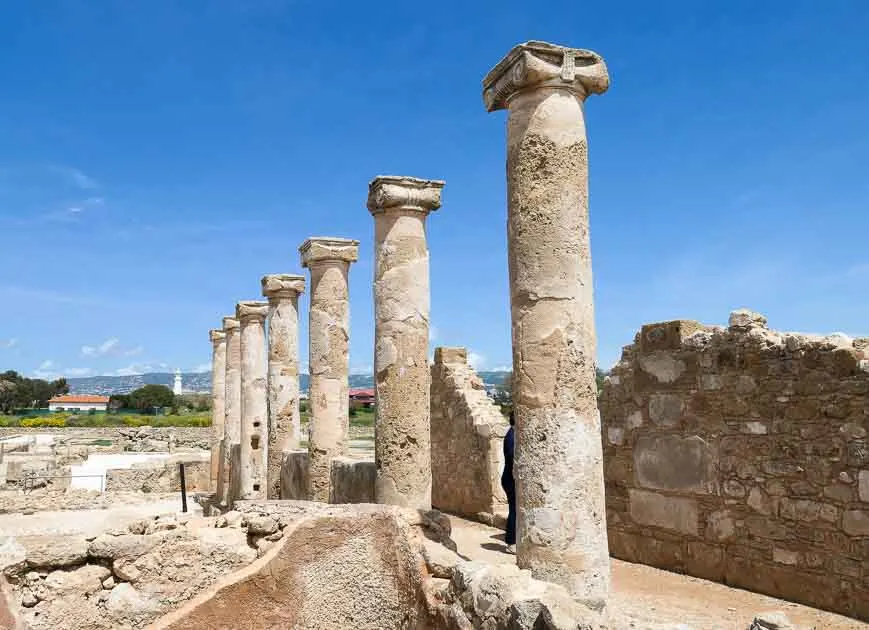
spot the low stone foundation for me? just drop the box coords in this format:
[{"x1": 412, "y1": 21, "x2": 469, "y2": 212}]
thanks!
[
  {"x1": 279, "y1": 452, "x2": 375, "y2": 504},
  {"x1": 279, "y1": 451, "x2": 308, "y2": 500},
  {"x1": 106, "y1": 456, "x2": 210, "y2": 493}
]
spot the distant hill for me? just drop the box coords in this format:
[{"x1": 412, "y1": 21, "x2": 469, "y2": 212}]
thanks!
[{"x1": 68, "y1": 369, "x2": 510, "y2": 395}]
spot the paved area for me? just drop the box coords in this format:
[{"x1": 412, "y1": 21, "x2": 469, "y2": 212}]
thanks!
[
  {"x1": 0, "y1": 497, "x2": 199, "y2": 537},
  {"x1": 448, "y1": 516, "x2": 868, "y2": 630}
]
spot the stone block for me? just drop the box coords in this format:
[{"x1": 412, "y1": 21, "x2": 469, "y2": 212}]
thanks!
[
  {"x1": 638, "y1": 351, "x2": 686, "y2": 383},
  {"x1": 433, "y1": 347, "x2": 467, "y2": 365},
  {"x1": 639, "y1": 320, "x2": 705, "y2": 352},
  {"x1": 330, "y1": 457, "x2": 376, "y2": 504},
  {"x1": 843, "y1": 510, "x2": 869, "y2": 536},
  {"x1": 685, "y1": 541, "x2": 724, "y2": 581},
  {"x1": 728, "y1": 309, "x2": 768, "y2": 331},
  {"x1": 633, "y1": 435, "x2": 715, "y2": 494},
  {"x1": 859, "y1": 470, "x2": 869, "y2": 502},
  {"x1": 648, "y1": 393, "x2": 683, "y2": 427},
  {"x1": 280, "y1": 450, "x2": 308, "y2": 500},
  {"x1": 628, "y1": 489, "x2": 698, "y2": 535}
]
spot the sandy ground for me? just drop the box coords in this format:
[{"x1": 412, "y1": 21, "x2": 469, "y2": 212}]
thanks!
[
  {"x1": 0, "y1": 497, "x2": 200, "y2": 537},
  {"x1": 448, "y1": 516, "x2": 869, "y2": 630}
]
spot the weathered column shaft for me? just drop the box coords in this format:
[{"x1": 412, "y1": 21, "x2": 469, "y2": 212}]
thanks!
[
  {"x1": 222, "y1": 316, "x2": 242, "y2": 504},
  {"x1": 208, "y1": 329, "x2": 227, "y2": 493},
  {"x1": 237, "y1": 301, "x2": 269, "y2": 500},
  {"x1": 367, "y1": 176, "x2": 443, "y2": 509},
  {"x1": 300, "y1": 238, "x2": 359, "y2": 502},
  {"x1": 262, "y1": 274, "x2": 305, "y2": 500},
  {"x1": 483, "y1": 41, "x2": 611, "y2": 606}
]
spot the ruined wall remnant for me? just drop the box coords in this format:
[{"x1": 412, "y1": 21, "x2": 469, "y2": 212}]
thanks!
[
  {"x1": 430, "y1": 347, "x2": 508, "y2": 522},
  {"x1": 600, "y1": 310, "x2": 869, "y2": 621}
]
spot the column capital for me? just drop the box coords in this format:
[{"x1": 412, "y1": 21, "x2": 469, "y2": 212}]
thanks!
[
  {"x1": 299, "y1": 237, "x2": 359, "y2": 268},
  {"x1": 482, "y1": 40, "x2": 609, "y2": 112},
  {"x1": 210, "y1": 329, "x2": 226, "y2": 344},
  {"x1": 236, "y1": 301, "x2": 269, "y2": 323},
  {"x1": 222, "y1": 316, "x2": 240, "y2": 332},
  {"x1": 261, "y1": 274, "x2": 305, "y2": 300},
  {"x1": 367, "y1": 176, "x2": 444, "y2": 216}
]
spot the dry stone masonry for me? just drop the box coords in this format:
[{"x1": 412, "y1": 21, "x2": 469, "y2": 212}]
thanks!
[
  {"x1": 261, "y1": 274, "x2": 305, "y2": 500},
  {"x1": 600, "y1": 310, "x2": 869, "y2": 620},
  {"x1": 368, "y1": 175, "x2": 444, "y2": 510},
  {"x1": 430, "y1": 347, "x2": 509, "y2": 524},
  {"x1": 483, "y1": 40, "x2": 610, "y2": 606},
  {"x1": 236, "y1": 301, "x2": 270, "y2": 501},
  {"x1": 299, "y1": 237, "x2": 359, "y2": 502},
  {"x1": 221, "y1": 316, "x2": 242, "y2": 505}
]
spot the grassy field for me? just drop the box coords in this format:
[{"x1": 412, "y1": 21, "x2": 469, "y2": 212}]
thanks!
[{"x1": 0, "y1": 407, "x2": 377, "y2": 429}]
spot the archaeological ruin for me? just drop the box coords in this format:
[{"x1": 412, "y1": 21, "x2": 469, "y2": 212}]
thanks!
[
  {"x1": 600, "y1": 310, "x2": 869, "y2": 620},
  {"x1": 1, "y1": 40, "x2": 866, "y2": 630}
]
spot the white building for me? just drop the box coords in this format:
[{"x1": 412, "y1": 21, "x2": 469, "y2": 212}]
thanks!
[{"x1": 48, "y1": 395, "x2": 110, "y2": 413}]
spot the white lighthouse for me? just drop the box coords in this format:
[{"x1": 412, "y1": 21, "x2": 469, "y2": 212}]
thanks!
[{"x1": 173, "y1": 369, "x2": 183, "y2": 396}]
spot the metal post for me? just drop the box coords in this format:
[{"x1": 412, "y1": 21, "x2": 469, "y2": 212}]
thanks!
[{"x1": 179, "y1": 463, "x2": 188, "y2": 513}]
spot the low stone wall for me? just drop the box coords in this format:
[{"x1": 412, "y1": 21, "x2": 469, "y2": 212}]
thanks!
[
  {"x1": 430, "y1": 347, "x2": 508, "y2": 522},
  {"x1": 600, "y1": 310, "x2": 869, "y2": 621},
  {"x1": 330, "y1": 457, "x2": 375, "y2": 504},
  {"x1": 105, "y1": 455, "x2": 210, "y2": 493},
  {"x1": 279, "y1": 451, "x2": 308, "y2": 500}
]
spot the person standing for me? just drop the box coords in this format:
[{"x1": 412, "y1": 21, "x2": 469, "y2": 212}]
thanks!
[{"x1": 502, "y1": 411, "x2": 516, "y2": 553}]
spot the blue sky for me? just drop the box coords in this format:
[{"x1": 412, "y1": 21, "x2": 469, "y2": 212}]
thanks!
[{"x1": 1, "y1": 1, "x2": 867, "y2": 380}]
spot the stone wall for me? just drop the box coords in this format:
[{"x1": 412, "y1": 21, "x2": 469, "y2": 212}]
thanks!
[
  {"x1": 279, "y1": 451, "x2": 375, "y2": 504},
  {"x1": 430, "y1": 347, "x2": 508, "y2": 522},
  {"x1": 105, "y1": 456, "x2": 210, "y2": 493},
  {"x1": 599, "y1": 310, "x2": 869, "y2": 620}
]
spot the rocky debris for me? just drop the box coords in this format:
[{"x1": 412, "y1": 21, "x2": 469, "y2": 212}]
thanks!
[
  {"x1": 215, "y1": 510, "x2": 244, "y2": 528},
  {"x1": 422, "y1": 538, "x2": 462, "y2": 579},
  {"x1": 106, "y1": 582, "x2": 160, "y2": 617},
  {"x1": 748, "y1": 611, "x2": 797, "y2": 629},
  {"x1": 0, "y1": 489, "x2": 184, "y2": 515},
  {"x1": 17, "y1": 535, "x2": 89, "y2": 569},
  {"x1": 728, "y1": 309, "x2": 769, "y2": 331},
  {"x1": 245, "y1": 515, "x2": 278, "y2": 536},
  {"x1": 88, "y1": 533, "x2": 161, "y2": 562},
  {"x1": 44, "y1": 564, "x2": 111, "y2": 596}
]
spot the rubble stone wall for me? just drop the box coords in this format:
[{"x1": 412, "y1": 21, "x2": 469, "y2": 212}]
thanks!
[
  {"x1": 430, "y1": 347, "x2": 508, "y2": 521},
  {"x1": 599, "y1": 310, "x2": 869, "y2": 620},
  {"x1": 105, "y1": 458, "x2": 210, "y2": 493}
]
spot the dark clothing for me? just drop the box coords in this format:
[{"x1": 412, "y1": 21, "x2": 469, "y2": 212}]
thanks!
[{"x1": 501, "y1": 426, "x2": 516, "y2": 545}]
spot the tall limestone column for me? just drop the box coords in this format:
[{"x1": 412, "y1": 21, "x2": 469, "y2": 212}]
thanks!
[
  {"x1": 261, "y1": 274, "x2": 306, "y2": 500},
  {"x1": 483, "y1": 41, "x2": 611, "y2": 606},
  {"x1": 208, "y1": 329, "x2": 227, "y2": 493},
  {"x1": 236, "y1": 301, "x2": 270, "y2": 500},
  {"x1": 367, "y1": 176, "x2": 443, "y2": 509},
  {"x1": 300, "y1": 238, "x2": 359, "y2": 502},
  {"x1": 222, "y1": 316, "x2": 242, "y2": 504}
]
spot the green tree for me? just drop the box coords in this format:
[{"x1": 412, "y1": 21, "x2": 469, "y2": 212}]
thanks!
[
  {"x1": 128, "y1": 384, "x2": 175, "y2": 412},
  {"x1": 596, "y1": 368, "x2": 607, "y2": 397}
]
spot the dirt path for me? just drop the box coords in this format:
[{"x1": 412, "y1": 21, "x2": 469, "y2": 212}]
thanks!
[{"x1": 448, "y1": 516, "x2": 868, "y2": 630}]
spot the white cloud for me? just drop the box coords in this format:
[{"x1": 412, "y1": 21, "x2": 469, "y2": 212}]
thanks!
[
  {"x1": 491, "y1": 365, "x2": 512, "y2": 373},
  {"x1": 124, "y1": 345, "x2": 144, "y2": 357},
  {"x1": 50, "y1": 165, "x2": 99, "y2": 190},
  {"x1": 114, "y1": 363, "x2": 155, "y2": 376},
  {"x1": 0, "y1": 338, "x2": 18, "y2": 349},
  {"x1": 39, "y1": 359, "x2": 55, "y2": 370},
  {"x1": 467, "y1": 351, "x2": 485, "y2": 370},
  {"x1": 81, "y1": 337, "x2": 120, "y2": 357},
  {"x1": 192, "y1": 363, "x2": 211, "y2": 373}
]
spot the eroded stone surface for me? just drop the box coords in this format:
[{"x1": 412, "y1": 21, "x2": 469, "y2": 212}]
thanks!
[
  {"x1": 222, "y1": 316, "x2": 242, "y2": 505},
  {"x1": 261, "y1": 274, "x2": 305, "y2": 500},
  {"x1": 236, "y1": 301, "x2": 270, "y2": 500},
  {"x1": 300, "y1": 237, "x2": 359, "y2": 502},
  {"x1": 209, "y1": 330, "x2": 227, "y2": 494},
  {"x1": 483, "y1": 40, "x2": 610, "y2": 606},
  {"x1": 368, "y1": 175, "x2": 443, "y2": 510},
  {"x1": 430, "y1": 347, "x2": 508, "y2": 520}
]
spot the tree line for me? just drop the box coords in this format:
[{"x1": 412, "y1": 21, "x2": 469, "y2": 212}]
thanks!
[{"x1": 0, "y1": 371, "x2": 70, "y2": 414}]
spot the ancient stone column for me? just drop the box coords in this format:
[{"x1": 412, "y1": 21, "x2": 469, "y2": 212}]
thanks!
[
  {"x1": 221, "y1": 316, "x2": 242, "y2": 504},
  {"x1": 367, "y1": 176, "x2": 443, "y2": 509},
  {"x1": 208, "y1": 329, "x2": 227, "y2": 493},
  {"x1": 483, "y1": 41, "x2": 611, "y2": 606},
  {"x1": 299, "y1": 238, "x2": 359, "y2": 502},
  {"x1": 261, "y1": 274, "x2": 306, "y2": 500},
  {"x1": 236, "y1": 301, "x2": 270, "y2": 500}
]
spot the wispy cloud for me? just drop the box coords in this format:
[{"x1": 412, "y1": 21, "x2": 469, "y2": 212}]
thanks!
[
  {"x1": 468, "y1": 351, "x2": 485, "y2": 370},
  {"x1": 65, "y1": 367, "x2": 95, "y2": 377},
  {"x1": 124, "y1": 345, "x2": 144, "y2": 357},
  {"x1": 49, "y1": 165, "x2": 100, "y2": 190},
  {"x1": 38, "y1": 359, "x2": 55, "y2": 370},
  {"x1": 192, "y1": 362, "x2": 211, "y2": 373},
  {"x1": 81, "y1": 337, "x2": 120, "y2": 357},
  {"x1": 0, "y1": 338, "x2": 18, "y2": 349}
]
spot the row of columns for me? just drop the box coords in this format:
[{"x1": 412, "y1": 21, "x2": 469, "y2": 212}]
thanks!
[{"x1": 207, "y1": 40, "x2": 610, "y2": 607}]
